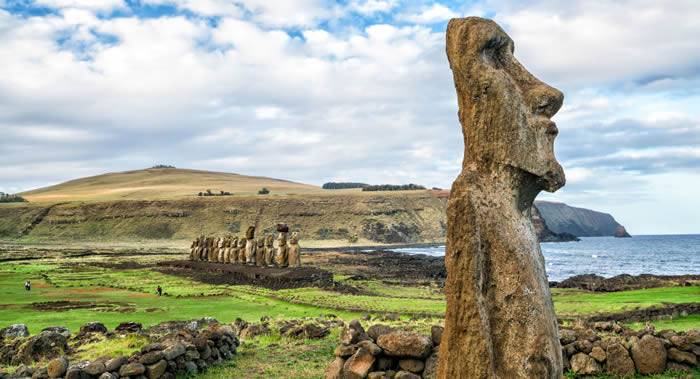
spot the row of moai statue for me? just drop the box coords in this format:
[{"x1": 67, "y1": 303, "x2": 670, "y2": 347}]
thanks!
[{"x1": 188, "y1": 224, "x2": 301, "y2": 268}]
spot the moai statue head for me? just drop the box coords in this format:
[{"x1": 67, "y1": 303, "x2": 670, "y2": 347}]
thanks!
[
  {"x1": 257, "y1": 238, "x2": 264, "y2": 248},
  {"x1": 245, "y1": 226, "x2": 256, "y2": 240},
  {"x1": 446, "y1": 17, "x2": 565, "y2": 195},
  {"x1": 217, "y1": 237, "x2": 224, "y2": 248},
  {"x1": 289, "y1": 232, "x2": 299, "y2": 244}
]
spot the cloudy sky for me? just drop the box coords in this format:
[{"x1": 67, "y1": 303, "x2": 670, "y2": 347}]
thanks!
[{"x1": 0, "y1": 0, "x2": 698, "y2": 234}]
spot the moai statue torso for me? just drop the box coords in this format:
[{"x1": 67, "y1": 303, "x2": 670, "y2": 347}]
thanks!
[
  {"x1": 217, "y1": 237, "x2": 225, "y2": 262},
  {"x1": 196, "y1": 235, "x2": 205, "y2": 261},
  {"x1": 189, "y1": 239, "x2": 197, "y2": 260},
  {"x1": 264, "y1": 234, "x2": 275, "y2": 267},
  {"x1": 204, "y1": 237, "x2": 212, "y2": 261},
  {"x1": 274, "y1": 224, "x2": 289, "y2": 267},
  {"x1": 437, "y1": 18, "x2": 565, "y2": 379},
  {"x1": 223, "y1": 236, "x2": 232, "y2": 263},
  {"x1": 230, "y1": 237, "x2": 239, "y2": 264},
  {"x1": 256, "y1": 238, "x2": 265, "y2": 266},
  {"x1": 238, "y1": 238, "x2": 247, "y2": 264},
  {"x1": 244, "y1": 226, "x2": 256, "y2": 265},
  {"x1": 287, "y1": 232, "x2": 301, "y2": 268}
]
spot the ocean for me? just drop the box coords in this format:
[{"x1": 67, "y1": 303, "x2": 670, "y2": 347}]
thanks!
[{"x1": 390, "y1": 234, "x2": 700, "y2": 282}]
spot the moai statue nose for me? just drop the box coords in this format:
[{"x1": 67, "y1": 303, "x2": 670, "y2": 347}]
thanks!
[{"x1": 527, "y1": 84, "x2": 564, "y2": 118}]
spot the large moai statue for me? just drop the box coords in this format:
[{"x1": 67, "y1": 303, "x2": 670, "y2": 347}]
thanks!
[
  {"x1": 287, "y1": 232, "x2": 301, "y2": 268},
  {"x1": 204, "y1": 237, "x2": 212, "y2": 261},
  {"x1": 224, "y1": 235, "x2": 233, "y2": 263},
  {"x1": 437, "y1": 18, "x2": 565, "y2": 379},
  {"x1": 230, "y1": 236, "x2": 240, "y2": 264},
  {"x1": 189, "y1": 238, "x2": 197, "y2": 260},
  {"x1": 237, "y1": 237, "x2": 247, "y2": 264},
  {"x1": 244, "y1": 226, "x2": 256, "y2": 266},
  {"x1": 255, "y1": 238, "x2": 265, "y2": 266},
  {"x1": 217, "y1": 237, "x2": 226, "y2": 262},
  {"x1": 274, "y1": 224, "x2": 289, "y2": 268},
  {"x1": 264, "y1": 234, "x2": 275, "y2": 267},
  {"x1": 196, "y1": 235, "x2": 205, "y2": 261}
]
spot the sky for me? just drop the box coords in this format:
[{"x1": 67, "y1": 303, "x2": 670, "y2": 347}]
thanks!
[{"x1": 0, "y1": 0, "x2": 698, "y2": 235}]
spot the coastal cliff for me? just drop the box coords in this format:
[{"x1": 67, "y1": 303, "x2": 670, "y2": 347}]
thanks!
[{"x1": 534, "y1": 201, "x2": 630, "y2": 237}]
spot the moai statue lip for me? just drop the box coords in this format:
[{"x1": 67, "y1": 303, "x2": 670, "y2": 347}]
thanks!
[{"x1": 437, "y1": 17, "x2": 565, "y2": 379}]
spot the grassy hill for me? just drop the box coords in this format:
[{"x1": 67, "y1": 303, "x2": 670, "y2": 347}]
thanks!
[{"x1": 20, "y1": 167, "x2": 321, "y2": 202}]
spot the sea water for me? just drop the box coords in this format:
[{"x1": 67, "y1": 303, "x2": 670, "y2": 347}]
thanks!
[{"x1": 391, "y1": 234, "x2": 700, "y2": 282}]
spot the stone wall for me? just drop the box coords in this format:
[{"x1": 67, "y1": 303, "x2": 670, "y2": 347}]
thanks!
[
  {"x1": 0, "y1": 319, "x2": 239, "y2": 379},
  {"x1": 325, "y1": 320, "x2": 700, "y2": 378}
]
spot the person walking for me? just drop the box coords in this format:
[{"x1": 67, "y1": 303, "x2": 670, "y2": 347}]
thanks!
[
  {"x1": 156, "y1": 285, "x2": 162, "y2": 296},
  {"x1": 24, "y1": 281, "x2": 31, "y2": 291}
]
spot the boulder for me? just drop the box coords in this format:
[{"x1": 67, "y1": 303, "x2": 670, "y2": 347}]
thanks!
[
  {"x1": 119, "y1": 362, "x2": 145, "y2": 377},
  {"x1": 115, "y1": 322, "x2": 142, "y2": 334},
  {"x1": 184, "y1": 360, "x2": 198, "y2": 374},
  {"x1": 303, "y1": 323, "x2": 330, "y2": 339},
  {"x1": 335, "y1": 344, "x2": 356, "y2": 358},
  {"x1": 667, "y1": 361, "x2": 692, "y2": 373},
  {"x1": 146, "y1": 359, "x2": 167, "y2": 379},
  {"x1": 430, "y1": 326, "x2": 443, "y2": 346},
  {"x1": 631, "y1": 334, "x2": 667, "y2": 374},
  {"x1": 104, "y1": 356, "x2": 127, "y2": 372},
  {"x1": 163, "y1": 343, "x2": 186, "y2": 360},
  {"x1": 31, "y1": 366, "x2": 48, "y2": 379},
  {"x1": 47, "y1": 356, "x2": 69, "y2": 378},
  {"x1": 570, "y1": 353, "x2": 600, "y2": 375},
  {"x1": 139, "y1": 350, "x2": 164, "y2": 365},
  {"x1": 398, "y1": 359, "x2": 424, "y2": 373},
  {"x1": 340, "y1": 320, "x2": 370, "y2": 345},
  {"x1": 368, "y1": 372, "x2": 388, "y2": 379},
  {"x1": 367, "y1": 324, "x2": 394, "y2": 341},
  {"x1": 40, "y1": 327, "x2": 70, "y2": 339},
  {"x1": 324, "y1": 357, "x2": 344, "y2": 379},
  {"x1": 376, "y1": 331, "x2": 432, "y2": 359},
  {"x1": 559, "y1": 329, "x2": 576, "y2": 345},
  {"x1": 605, "y1": 343, "x2": 635, "y2": 377},
  {"x1": 357, "y1": 340, "x2": 382, "y2": 356},
  {"x1": 375, "y1": 357, "x2": 394, "y2": 371},
  {"x1": 1, "y1": 324, "x2": 29, "y2": 339},
  {"x1": 667, "y1": 347, "x2": 697, "y2": 366},
  {"x1": 83, "y1": 361, "x2": 106, "y2": 376},
  {"x1": 78, "y1": 322, "x2": 107, "y2": 335},
  {"x1": 98, "y1": 373, "x2": 117, "y2": 379},
  {"x1": 589, "y1": 346, "x2": 606, "y2": 362},
  {"x1": 343, "y1": 347, "x2": 376, "y2": 379},
  {"x1": 13, "y1": 331, "x2": 68, "y2": 365}
]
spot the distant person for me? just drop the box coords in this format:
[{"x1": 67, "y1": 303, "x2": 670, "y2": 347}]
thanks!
[
  {"x1": 156, "y1": 285, "x2": 162, "y2": 296},
  {"x1": 24, "y1": 281, "x2": 31, "y2": 291}
]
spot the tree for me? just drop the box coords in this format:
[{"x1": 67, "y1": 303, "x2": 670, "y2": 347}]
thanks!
[{"x1": 258, "y1": 187, "x2": 270, "y2": 195}]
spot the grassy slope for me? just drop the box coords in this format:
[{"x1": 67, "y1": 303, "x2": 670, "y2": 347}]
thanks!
[{"x1": 20, "y1": 168, "x2": 321, "y2": 202}]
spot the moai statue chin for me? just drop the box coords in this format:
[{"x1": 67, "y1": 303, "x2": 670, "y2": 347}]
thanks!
[
  {"x1": 287, "y1": 232, "x2": 301, "y2": 268},
  {"x1": 245, "y1": 226, "x2": 256, "y2": 266},
  {"x1": 231, "y1": 237, "x2": 240, "y2": 264},
  {"x1": 264, "y1": 234, "x2": 275, "y2": 267},
  {"x1": 437, "y1": 17, "x2": 565, "y2": 379},
  {"x1": 274, "y1": 224, "x2": 289, "y2": 268}
]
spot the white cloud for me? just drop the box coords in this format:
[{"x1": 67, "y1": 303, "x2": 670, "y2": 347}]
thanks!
[
  {"x1": 35, "y1": 0, "x2": 126, "y2": 11},
  {"x1": 142, "y1": 0, "x2": 242, "y2": 17},
  {"x1": 350, "y1": 0, "x2": 397, "y2": 15},
  {"x1": 404, "y1": 4, "x2": 458, "y2": 24}
]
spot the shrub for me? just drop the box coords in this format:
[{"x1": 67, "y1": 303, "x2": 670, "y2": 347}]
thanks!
[
  {"x1": 0, "y1": 192, "x2": 27, "y2": 203},
  {"x1": 322, "y1": 182, "x2": 369, "y2": 190},
  {"x1": 151, "y1": 164, "x2": 175, "y2": 169},
  {"x1": 258, "y1": 188, "x2": 270, "y2": 195}
]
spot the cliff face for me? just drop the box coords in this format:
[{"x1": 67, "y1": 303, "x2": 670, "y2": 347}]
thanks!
[
  {"x1": 533, "y1": 201, "x2": 629, "y2": 237},
  {"x1": 531, "y1": 205, "x2": 580, "y2": 242}
]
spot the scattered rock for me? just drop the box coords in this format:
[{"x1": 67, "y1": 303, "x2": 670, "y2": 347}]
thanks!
[
  {"x1": 394, "y1": 370, "x2": 421, "y2": 379},
  {"x1": 605, "y1": 343, "x2": 635, "y2": 377},
  {"x1": 430, "y1": 326, "x2": 443, "y2": 346},
  {"x1": 114, "y1": 322, "x2": 142, "y2": 334},
  {"x1": 570, "y1": 353, "x2": 600, "y2": 375},
  {"x1": 162, "y1": 343, "x2": 185, "y2": 360},
  {"x1": 667, "y1": 347, "x2": 696, "y2": 365},
  {"x1": 589, "y1": 346, "x2": 606, "y2": 362},
  {"x1": 398, "y1": 359, "x2": 424, "y2": 373},
  {"x1": 367, "y1": 324, "x2": 394, "y2": 341},
  {"x1": 13, "y1": 331, "x2": 68, "y2": 365},
  {"x1": 146, "y1": 359, "x2": 167, "y2": 379},
  {"x1": 357, "y1": 340, "x2": 382, "y2": 356},
  {"x1": 104, "y1": 356, "x2": 127, "y2": 372},
  {"x1": 631, "y1": 334, "x2": 667, "y2": 374},
  {"x1": 83, "y1": 361, "x2": 106, "y2": 376},
  {"x1": 47, "y1": 356, "x2": 69, "y2": 378},
  {"x1": 40, "y1": 327, "x2": 70, "y2": 339},
  {"x1": 343, "y1": 347, "x2": 375, "y2": 379},
  {"x1": 139, "y1": 350, "x2": 164, "y2": 365},
  {"x1": 324, "y1": 357, "x2": 344, "y2": 379},
  {"x1": 376, "y1": 331, "x2": 432, "y2": 359},
  {"x1": 78, "y1": 322, "x2": 107, "y2": 335},
  {"x1": 118, "y1": 362, "x2": 145, "y2": 377},
  {"x1": 0, "y1": 324, "x2": 30, "y2": 339}
]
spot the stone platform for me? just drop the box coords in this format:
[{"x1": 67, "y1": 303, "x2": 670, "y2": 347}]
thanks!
[{"x1": 156, "y1": 260, "x2": 333, "y2": 290}]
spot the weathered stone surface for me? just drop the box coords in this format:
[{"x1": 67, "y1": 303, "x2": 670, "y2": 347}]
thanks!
[
  {"x1": 1, "y1": 324, "x2": 30, "y2": 338},
  {"x1": 119, "y1": 362, "x2": 146, "y2": 377},
  {"x1": 570, "y1": 353, "x2": 600, "y2": 375},
  {"x1": 83, "y1": 361, "x2": 106, "y2": 376},
  {"x1": 146, "y1": 359, "x2": 167, "y2": 379},
  {"x1": 184, "y1": 360, "x2": 198, "y2": 374},
  {"x1": 605, "y1": 343, "x2": 635, "y2": 376},
  {"x1": 589, "y1": 346, "x2": 606, "y2": 362},
  {"x1": 115, "y1": 322, "x2": 142, "y2": 334},
  {"x1": 139, "y1": 351, "x2": 164, "y2": 365},
  {"x1": 430, "y1": 326, "x2": 443, "y2": 346},
  {"x1": 375, "y1": 357, "x2": 394, "y2": 371},
  {"x1": 367, "y1": 324, "x2": 394, "y2": 341},
  {"x1": 335, "y1": 344, "x2": 356, "y2": 358},
  {"x1": 422, "y1": 351, "x2": 438, "y2": 379},
  {"x1": 31, "y1": 366, "x2": 48, "y2": 379},
  {"x1": 47, "y1": 356, "x2": 69, "y2": 378},
  {"x1": 437, "y1": 16, "x2": 565, "y2": 379},
  {"x1": 98, "y1": 373, "x2": 117, "y2": 379},
  {"x1": 631, "y1": 335, "x2": 667, "y2": 374},
  {"x1": 368, "y1": 372, "x2": 388, "y2": 379},
  {"x1": 377, "y1": 331, "x2": 432, "y2": 359},
  {"x1": 357, "y1": 340, "x2": 382, "y2": 356},
  {"x1": 287, "y1": 232, "x2": 302, "y2": 267},
  {"x1": 14, "y1": 331, "x2": 68, "y2": 365},
  {"x1": 41, "y1": 327, "x2": 70, "y2": 338},
  {"x1": 667, "y1": 347, "x2": 697, "y2": 365},
  {"x1": 343, "y1": 347, "x2": 376, "y2": 379},
  {"x1": 667, "y1": 361, "x2": 692, "y2": 373},
  {"x1": 395, "y1": 371, "x2": 421, "y2": 379},
  {"x1": 398, "y1": 359, "x2": 424, "y2": 373},
  {"x1": 324, "y1": 357, "x2": 344, "y2": 379},
  {"x1": 163, "y1": 343, "x2": 186, "y2": 360},
  {"x1": 104, "y1": 356, "x2": 127, "y2": 372},
  {"x1": 78, "y1": 322, "x2": 107, "y2": 335}
]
